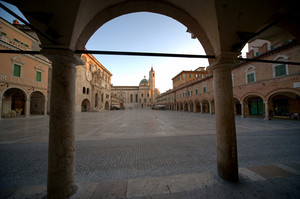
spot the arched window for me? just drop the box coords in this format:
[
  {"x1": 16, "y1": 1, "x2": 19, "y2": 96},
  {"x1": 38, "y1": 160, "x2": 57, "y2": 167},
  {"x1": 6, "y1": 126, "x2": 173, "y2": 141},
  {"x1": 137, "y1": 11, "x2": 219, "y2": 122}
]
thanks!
[
  {"x1": 87, "y1": 88, "x2": 90, "y2": 94},
  {"x1": 245, "y1": 66, "x2": 256, "y2": 83},
  {"x1": 83, "y1": 87, "x2": 86, "y2": 94},
  {"x1": 203, "y1": 83, "x2": 207, "y2": 93}
]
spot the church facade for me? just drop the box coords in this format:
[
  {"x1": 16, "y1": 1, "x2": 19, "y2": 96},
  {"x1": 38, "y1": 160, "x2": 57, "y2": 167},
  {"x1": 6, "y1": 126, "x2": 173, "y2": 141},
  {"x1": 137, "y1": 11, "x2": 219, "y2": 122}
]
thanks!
[{"x1": 111, "y1": 67, "x2": 160, "y2": 109}]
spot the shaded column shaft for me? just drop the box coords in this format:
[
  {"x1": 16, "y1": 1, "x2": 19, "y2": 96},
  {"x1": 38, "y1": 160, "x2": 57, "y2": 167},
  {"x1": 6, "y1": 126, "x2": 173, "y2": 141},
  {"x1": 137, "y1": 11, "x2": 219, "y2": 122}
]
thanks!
[
  {"x1": 241, "y1": 102, "x2": 245, "y2": 118},
  {"x1": 264, "y1": 101, "x2": 270, "y2": 120},
  {"x1": 213, "y1": 63, "x2": 238, "y2": 182},
  {"x1": 42, "y1": 49, "x2": 83, "y2": 199}
]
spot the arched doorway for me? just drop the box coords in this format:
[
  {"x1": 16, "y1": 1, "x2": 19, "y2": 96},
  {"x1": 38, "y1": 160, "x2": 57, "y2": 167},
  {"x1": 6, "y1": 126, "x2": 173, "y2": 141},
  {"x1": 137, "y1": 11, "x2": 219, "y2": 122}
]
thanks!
[
  {"x1": 195, "y1": 101, "x2": 201, "y2": 112},
  {"x1": 269, "y1": 92, "x2": 300, "y2": 119},
  {"x1": 2, "y1": 88, "x2": 26, "y2": 118},
  {"x1": 244, "y1": 95, "x2": 264, "y2": 117},
  {"x1": 233, "y1": 98, "x2": 241, "y2": 115},
  {"x1": 105, "y1": 101, "x2": 109, "y2": 110},
  {"x1": 81, "y1": 99, "x2": 90, "y2": 112},
  {"x1": 202, "y1": 100, "x2": 210, "y2": 113},
  {"x1": 184, "y1": 102, "x2": 188, "y2": 112},
  {"x1": 30, "y1": 91, "x2": 45, "y2": 115}
]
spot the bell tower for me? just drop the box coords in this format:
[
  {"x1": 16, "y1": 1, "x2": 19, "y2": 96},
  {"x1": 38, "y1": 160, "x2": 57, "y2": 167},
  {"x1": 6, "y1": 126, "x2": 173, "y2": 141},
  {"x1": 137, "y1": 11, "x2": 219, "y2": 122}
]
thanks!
[{"x1": 149, "y1": 66, "x2": 155, "y2": 91}]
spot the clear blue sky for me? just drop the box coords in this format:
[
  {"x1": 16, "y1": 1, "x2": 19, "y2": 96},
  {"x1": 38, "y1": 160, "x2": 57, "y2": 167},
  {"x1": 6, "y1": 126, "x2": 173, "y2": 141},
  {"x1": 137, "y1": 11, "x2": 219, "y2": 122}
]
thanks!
[{"x1": 0, "y1": 1, "x2": 247, "y2": 93}]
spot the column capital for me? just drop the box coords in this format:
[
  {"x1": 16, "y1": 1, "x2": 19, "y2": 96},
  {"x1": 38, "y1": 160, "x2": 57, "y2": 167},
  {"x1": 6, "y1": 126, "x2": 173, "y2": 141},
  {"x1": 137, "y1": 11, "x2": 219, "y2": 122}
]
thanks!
[
  {"x1": 208, "y1": 51, "x2": 240, "y2": 70},
  {"x1": 41, "y1": 48, "x2": 84, "y2": 66}
]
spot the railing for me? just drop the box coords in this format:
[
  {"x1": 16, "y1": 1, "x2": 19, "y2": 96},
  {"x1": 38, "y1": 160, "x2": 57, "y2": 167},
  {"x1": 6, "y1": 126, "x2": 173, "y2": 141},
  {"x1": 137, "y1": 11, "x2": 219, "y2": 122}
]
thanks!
[
  {"x1": 0, "y1": 35, "x2": 30, "y2": 51},
  {"x1": 0, "y1": 73, "x2": 46, "y2": 89}
]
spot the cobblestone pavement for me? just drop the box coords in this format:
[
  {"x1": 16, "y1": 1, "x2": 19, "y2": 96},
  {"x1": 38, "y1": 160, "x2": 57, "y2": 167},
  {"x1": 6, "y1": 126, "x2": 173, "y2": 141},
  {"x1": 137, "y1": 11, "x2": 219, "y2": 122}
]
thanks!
[{"x1": 0, "y1": 109, "x2": 300, "y2": 198}]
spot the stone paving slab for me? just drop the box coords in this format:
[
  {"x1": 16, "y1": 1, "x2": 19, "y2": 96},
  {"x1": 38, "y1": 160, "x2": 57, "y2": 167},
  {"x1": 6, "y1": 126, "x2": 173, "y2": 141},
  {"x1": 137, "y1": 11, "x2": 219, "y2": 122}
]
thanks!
[{"x1": 2, "y1": 162, "x2": 299, "y2": 199}]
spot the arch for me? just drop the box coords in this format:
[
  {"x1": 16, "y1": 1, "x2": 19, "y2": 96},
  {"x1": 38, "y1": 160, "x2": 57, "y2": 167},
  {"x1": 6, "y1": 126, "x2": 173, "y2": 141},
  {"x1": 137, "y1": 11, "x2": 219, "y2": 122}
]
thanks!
[
  {"x1": 241, "y1": 92, "x2": 265, "y2": 103},
  {"x1": 105, "y1": 101, "x2": 110, "y2": 110},
  {"x1": 75, "y1": 1, "x2": 214, "y2": 61},
  {"x1": 245, "y1": 65, "x2": 256, "y2": 72},
  {"x1": 201, "y1": 99, "x2": 210, "y2": 113},
  {"x1": 243, "y1": 94, "x2": 264, "y2": 117},
  {"x1": 11, "y1": 55, "x2": 25, "y2": 64},
  {"x1": 233, "y1": 97, "x2": 242, "y2": 115},
  {"x1": 81, "y1": 99, "x2": 90, "y2": 112},
  {"x1": 266, "y1": 89, "x2": 300, "y2": 101},
  {"x1": 267, "y1": 90, "x2": 300, "y2": 119},
  {"x1": 2, "y1": 88, "x2": 26, "y2": 118},
  {"x1": 195, "y1": 100, "x2": 201, "y2": 112},
  {"x1": 184, "y1": 102, "x2": 188, "y2": 111},
  {"x1": 30, "y1": 91, "x2": 46, "y2": 115}
]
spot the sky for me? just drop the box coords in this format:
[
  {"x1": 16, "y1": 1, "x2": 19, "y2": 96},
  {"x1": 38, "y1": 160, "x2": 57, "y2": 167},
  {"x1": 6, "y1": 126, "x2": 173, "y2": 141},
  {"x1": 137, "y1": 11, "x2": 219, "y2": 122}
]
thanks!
[{"x1": 0, "y1": 1, "x2": 247, "y2": 93}]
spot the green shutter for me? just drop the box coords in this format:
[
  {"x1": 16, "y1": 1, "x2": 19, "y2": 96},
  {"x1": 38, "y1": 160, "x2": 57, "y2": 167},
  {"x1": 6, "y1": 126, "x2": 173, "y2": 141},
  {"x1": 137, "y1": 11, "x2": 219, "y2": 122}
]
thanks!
[
  {"x1": 247, "y1": 73, "x2": 255, "y2": 83},
  {"x1": 275, "y1": 65, "x2": 286, "y2": 77},
  {"x1": 13, "y1": 64, "x2": 21, "y2": 77},
  {"x1": 36, "y1": 71, "x2": 42, "y2": 82}
]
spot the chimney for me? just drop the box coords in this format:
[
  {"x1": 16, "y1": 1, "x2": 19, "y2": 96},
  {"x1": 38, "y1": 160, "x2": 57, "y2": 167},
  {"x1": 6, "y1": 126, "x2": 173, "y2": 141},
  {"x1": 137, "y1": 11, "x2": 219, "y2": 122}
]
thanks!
[{"x1": 13, "y1": 20, "x2": 20, "y2": 24}]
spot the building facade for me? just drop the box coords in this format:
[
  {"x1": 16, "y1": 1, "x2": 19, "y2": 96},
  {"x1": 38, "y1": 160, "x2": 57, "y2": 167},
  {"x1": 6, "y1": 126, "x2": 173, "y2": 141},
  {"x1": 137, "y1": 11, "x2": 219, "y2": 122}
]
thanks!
[
  {"x1": 75, "y1": 53, "x2": 112, "y2": 112},
  {"x1": 157, "y1": 40, "x2": 300, "y2": 120},
  {"x1": 111, "y1": 67, "x2": 160, "y2": 109},
  {"x1": 0, "y1": 18, "x2": 51, "y2": 118}
]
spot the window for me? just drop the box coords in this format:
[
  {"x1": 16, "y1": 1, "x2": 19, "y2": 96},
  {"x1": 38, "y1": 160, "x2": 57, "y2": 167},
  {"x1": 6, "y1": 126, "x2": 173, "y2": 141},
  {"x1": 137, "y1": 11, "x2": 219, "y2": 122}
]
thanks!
[
  {"x1": 203, "y1": 83, "x2": 206, "y2": 93},
  {"x1": 87, "y1": 88, "x2": 89, "y2": 94},
  {"x1": 247, "y1": 73, "x2": 255, "y2": 83},
  {"x1": 101, "y1": 94, "x2": 104, "y2": 102},
  {"x1": 144, "y1": 98, "x2": 146, "y2": 103},
  {"x1": 195, "y1": 74, "x2": 199, "y2": 78},
  {"x1": 130, "y1": 94, "x2": 133, "y2": 103},
  {"x1": 274, "y1": 64, "x2": 287, "y2": 77},
  {"x1": 272, "y1": 55, "x2": 289, "y2": 78},
  {"x1": 36, "y1": 71, "x2": 42, "y2": 82},
  {"x1": 189, "y1": 90, "x2": 192, "y2": 96},
  {"x1": 141, "y1": 93, "x2": 143, "y2": 97},
  {"x1": 106, "y1": 94, "x2": 109, "y2": 99},
  {"x1": 189, "y1": 74, "x2": 191, "y2": 78},
  {"x1": 136, "y1": 94, "x2": 138, "y2": 102},
  {"x1": 13, "y1": 64, "x2": 21, "y2": 77},
  {"x1": 245, "y1": 66, "x2": 256, "y2": 84},
  {"x1": 147, "y1": 93, "x2": 149, "y2": 97},
  {"x1": 180, "y1": 93, "x2": 182, "y2": 98},
  {"x1": 83, "y1": 87, "x2": 86, "y2": 94},
  {"x1": 195, "y1": 88, "x2": 198, "y2": 94}
]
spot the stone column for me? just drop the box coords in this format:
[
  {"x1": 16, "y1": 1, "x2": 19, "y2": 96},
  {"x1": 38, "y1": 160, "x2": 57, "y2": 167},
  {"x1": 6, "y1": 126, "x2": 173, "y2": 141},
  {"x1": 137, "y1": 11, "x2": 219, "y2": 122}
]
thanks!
[
  {"x1": 210, "y1": 53, "x2": 238, "y2": 182},
  {"x1": 264, "y1": 101, "x2": 270, "y2": 120},
  {"x1": 44, "y1": 99, "x2": 48, "y2": 115},
  {"x1": 209, "y1": 101, "x2": 212, "y2": 114},
  {"x1": 200, "y1": 103, "x2": 203, "y2": 113},
  {"x1": 240, "y1": 102, "x2": 245, "y2": 118},
  {"x1": 41, "y1": 49, "x2": 83, "y2": 199},
  {"x1": 25, "y1": 97, "x2": 30, "y2": 117},
  {"x1": 0, "y1": 96, "x2": 2, "y2": 119},
  {"x1": 193, "y1": 102, "x2": 196, "y2": 112}
]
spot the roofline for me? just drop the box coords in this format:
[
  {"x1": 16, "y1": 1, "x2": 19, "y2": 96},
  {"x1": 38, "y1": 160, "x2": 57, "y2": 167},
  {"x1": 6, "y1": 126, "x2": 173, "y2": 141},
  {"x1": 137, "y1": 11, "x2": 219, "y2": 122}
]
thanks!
[
  {"x1": 0, "y1": 17, "x2": 39, "y2": 42},
  {"x1": 172, "y1": 70, "x2": 208, "y2": 80}
]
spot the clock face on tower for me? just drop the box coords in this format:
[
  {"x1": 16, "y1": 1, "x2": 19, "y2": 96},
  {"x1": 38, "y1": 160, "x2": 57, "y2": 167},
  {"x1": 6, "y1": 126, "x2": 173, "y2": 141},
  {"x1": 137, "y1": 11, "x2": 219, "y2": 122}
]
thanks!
[{"x1": 85, "y1": 70, "x2": 92, "y2": 81}]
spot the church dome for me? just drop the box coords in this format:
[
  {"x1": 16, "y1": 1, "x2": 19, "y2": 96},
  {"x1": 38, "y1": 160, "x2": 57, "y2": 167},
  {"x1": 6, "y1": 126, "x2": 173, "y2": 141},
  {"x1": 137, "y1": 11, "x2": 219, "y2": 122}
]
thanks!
[{"x1": 140, "y1": 78, "x2": 148, "y2": 84}]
